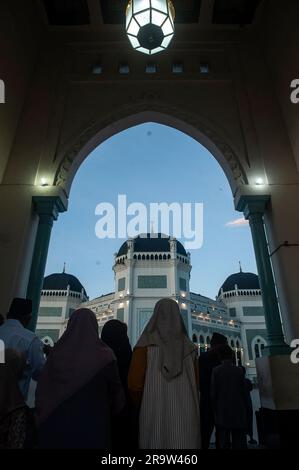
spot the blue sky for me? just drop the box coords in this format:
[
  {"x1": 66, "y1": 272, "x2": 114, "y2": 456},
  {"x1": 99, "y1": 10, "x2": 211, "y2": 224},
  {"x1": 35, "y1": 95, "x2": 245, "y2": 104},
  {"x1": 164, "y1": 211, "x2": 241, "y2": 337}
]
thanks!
[{"x1": 45, "y1": 123, "x2": 257, "y2": 300}]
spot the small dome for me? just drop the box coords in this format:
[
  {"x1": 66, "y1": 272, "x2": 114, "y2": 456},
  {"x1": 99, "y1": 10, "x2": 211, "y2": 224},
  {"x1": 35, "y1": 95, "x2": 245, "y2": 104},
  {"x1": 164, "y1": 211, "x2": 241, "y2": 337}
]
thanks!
[
  {"x1": 219, "y1": 272, "x2": 260, "y2": 295},
  {"x1": 117, "y1": 233, "x2": 187, "y2": 257},
  {"x1": 43, "y1": 272, "x2": 87, "y2": 297}
]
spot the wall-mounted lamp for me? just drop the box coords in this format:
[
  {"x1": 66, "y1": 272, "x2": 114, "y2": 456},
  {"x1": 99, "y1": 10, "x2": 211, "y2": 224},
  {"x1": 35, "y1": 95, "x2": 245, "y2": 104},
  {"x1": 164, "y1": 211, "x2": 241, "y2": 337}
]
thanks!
[{"x1": 40, "y1": 178, "x2": 49, "y2": 187}]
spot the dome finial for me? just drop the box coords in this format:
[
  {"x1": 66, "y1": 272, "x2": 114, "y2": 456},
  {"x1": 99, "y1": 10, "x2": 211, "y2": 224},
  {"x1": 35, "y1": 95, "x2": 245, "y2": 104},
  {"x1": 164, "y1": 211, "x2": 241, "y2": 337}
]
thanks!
[
  {"x1": 239, "y1": 260, "x2": 242, "y2": 273},
  {"x1": 63, "y1": 262, "x2": 66, "y2": 274}
]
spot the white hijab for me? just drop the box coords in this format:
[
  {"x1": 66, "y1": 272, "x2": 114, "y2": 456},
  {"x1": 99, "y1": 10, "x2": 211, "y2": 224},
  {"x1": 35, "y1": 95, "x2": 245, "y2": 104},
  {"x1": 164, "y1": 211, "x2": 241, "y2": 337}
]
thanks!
[{"x1": 135, "y1": 298, "x2": 195, "y2": 381}]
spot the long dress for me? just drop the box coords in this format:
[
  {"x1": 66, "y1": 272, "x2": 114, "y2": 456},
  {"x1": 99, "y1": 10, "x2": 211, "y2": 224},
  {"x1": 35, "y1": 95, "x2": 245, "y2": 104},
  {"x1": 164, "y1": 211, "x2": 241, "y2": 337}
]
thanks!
[{"x1": 139, "y1": 346, "x2": 201, "y2": 449}]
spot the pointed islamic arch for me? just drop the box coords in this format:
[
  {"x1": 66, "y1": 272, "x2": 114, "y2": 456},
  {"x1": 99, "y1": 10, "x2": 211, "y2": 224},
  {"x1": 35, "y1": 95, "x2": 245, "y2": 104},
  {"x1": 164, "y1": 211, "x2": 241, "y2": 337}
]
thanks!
[{"x1": 54, "y1": 99, "x2": 248, "y2": 196}]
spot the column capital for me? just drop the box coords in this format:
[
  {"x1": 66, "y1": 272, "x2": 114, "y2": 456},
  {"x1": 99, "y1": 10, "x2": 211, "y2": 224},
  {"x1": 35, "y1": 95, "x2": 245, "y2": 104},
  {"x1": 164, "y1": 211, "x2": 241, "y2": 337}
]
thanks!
[
  {"x1": 32, "y1": 195, "x2": 67, "y2": 220},
  {"x1": 235, "y1": 194, "x2": 270, "y2": 219}
]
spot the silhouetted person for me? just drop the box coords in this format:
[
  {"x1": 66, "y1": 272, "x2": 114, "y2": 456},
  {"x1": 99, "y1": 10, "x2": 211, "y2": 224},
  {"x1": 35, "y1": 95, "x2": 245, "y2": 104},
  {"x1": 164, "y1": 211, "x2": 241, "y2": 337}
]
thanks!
[
  {"x1": 0, "y1": 314, "x2": 4, "y2": 326},
  {"x1": 0, "y1": 298, "x2": 45, "y2": 400},
  {"x1": 101, "y1": 320, "x2": 139, "y2": 449},
  {"x1": 43, "y1": 344, "x2": 52, "y2": 358},
  {"x1": 0, "y1": 349, "x2": 36, "y2": 448},
  {"x1": 36, "y1": 309, "x2": 125, "y2": 449},
  {"x1": 211, "y1": 345, "x2": 248, "y2": 449},
  {"x1": 241, "y1": 366, "x2": 257, "y2": 445},
  {"x1": 128, "y1": 298, "x2": 200, "y2": 449},
  {"x1": 198, "y1": 332, "x2": 227, "y2": 449}
]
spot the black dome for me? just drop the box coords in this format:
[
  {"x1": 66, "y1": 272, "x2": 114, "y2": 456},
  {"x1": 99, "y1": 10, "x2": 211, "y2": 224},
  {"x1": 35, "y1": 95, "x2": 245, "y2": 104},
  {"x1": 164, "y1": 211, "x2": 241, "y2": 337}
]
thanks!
[
  {"x1": 43, "y1": 273, "x2": 87, "y2": 297},
  {"x1": 117, "y1": 233, "x2": 187, "y2": 257},
  {"x1": 219, "y1": 272, "x2": 260, "y2": 295}
]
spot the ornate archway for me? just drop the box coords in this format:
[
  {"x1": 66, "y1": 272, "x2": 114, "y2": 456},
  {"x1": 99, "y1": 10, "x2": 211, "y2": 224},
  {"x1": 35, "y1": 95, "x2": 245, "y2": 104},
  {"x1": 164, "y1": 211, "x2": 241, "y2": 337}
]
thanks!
[{"x1": 53, "y1": 99, "x2": 248, "y2": 196}]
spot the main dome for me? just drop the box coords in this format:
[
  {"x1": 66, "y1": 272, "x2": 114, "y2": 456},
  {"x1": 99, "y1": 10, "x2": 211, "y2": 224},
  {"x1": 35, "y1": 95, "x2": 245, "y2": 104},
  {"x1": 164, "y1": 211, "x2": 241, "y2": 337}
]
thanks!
[
  {"x1": 219, "y1": 272, "x2": 260, "y2": 295},
  {"x1": 117, "y1": 233, "x2": 187, "y2": 257},
  {"x1": 43, "y1": 272, "x2": 87, "y2": 297}
]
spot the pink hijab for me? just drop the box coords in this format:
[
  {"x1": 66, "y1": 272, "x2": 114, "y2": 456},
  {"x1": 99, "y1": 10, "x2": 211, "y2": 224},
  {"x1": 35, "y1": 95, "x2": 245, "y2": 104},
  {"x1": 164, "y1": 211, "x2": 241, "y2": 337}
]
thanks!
[{"x1": 36, "y1": 308, "x2": 115, "y2": 425}]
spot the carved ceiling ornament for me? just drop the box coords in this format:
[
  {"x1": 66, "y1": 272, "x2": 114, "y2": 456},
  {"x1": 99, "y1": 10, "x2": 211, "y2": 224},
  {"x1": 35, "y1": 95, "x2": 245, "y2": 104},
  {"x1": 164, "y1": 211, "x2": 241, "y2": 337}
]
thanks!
[{"x1": 54, "y1": 97, "x2": 248, "y2": 190}]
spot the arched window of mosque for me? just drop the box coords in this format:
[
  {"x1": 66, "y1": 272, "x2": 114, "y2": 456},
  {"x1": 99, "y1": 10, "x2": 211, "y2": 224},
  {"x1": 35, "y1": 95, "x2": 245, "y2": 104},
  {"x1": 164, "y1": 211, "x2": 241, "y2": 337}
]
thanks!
[
  {"x1": 192, "y1": 334, "x2": 197, "y2": 343},
  {"x1": 200, "y1": 335, "x2": 204, "y2": 344},
  {"x1": 236, "y1": 340, "x2": 240, "y2": 349},
  {"x1": 252, "y1": 337, "x2": 267, "y2": 359},
  {"x1": 231, "y1": 339, "x2": 235, "y2": 348}
]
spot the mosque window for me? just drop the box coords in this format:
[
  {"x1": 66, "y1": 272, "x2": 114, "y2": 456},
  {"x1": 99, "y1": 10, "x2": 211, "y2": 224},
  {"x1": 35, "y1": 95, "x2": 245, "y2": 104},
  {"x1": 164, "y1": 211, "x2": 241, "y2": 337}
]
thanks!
[
  {"x1": 146, "y1": 63, "x2": 157, "y2": 74},
  {"x1": 192, "y1": 334, "x2": 198, "y2": 343},
  {"x1": 172, "y1": 62, "x2": 184, "y2": 74},
  {"x1": 138, "y1": 275, "x2": 167, "y2": 289},
  {"x1": 118, "y1": 277, "x2": 126, "y2": 291},
  {"x1": 229, "y1": 307, "x2": 236, "y2": 317},
  {"x1": 199, "y1": 62, "x2": 210, "y2": 74},
  {"x1": 117, "y1": 308, "x2": 124, "y2": 322},
  {"x1": 118, "y1": 63, "x2": 130, "y2": 74},
  {"x1": 92, "y1": 64, "x2": 103, "y2": 75},
  {"x1": 252, "y1": 336, "x2": 267, "y2": 359},
  {"x1": 179, "y1": 277, "x2": 187, "y2": 291},
  {"x1": 38, "y1": 307, "x2": 63, "y2": 317}
]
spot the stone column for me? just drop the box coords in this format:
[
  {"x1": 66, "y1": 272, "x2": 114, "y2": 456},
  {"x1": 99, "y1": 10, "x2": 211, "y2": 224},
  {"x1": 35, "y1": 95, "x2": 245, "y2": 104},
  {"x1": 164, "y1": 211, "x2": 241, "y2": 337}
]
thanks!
[
  {"x1": 27, "y1": 196, "x2": 67, "y2": 331},
  {"x1": 235, "y1": 195, "x2": 289, "y2": 356}
]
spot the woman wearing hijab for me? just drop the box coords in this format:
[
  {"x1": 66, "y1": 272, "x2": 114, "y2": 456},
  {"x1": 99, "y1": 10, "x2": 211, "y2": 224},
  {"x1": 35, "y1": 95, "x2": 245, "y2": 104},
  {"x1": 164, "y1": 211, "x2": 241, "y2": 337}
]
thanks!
[
  {"x1": 101, "y1": 320, "x2": 139, "y2": 449},
  {"x1": 0, "y1": 349, "x2": 35, "y2": 448},
  {"x1": 128, "y1": 298, "x2": 201, "y2": 449},
  {"x1": 101, "y1": 320, "x2": 132, "y2": 391},
  {"x1": 36, "y1": 309, "x2": 125, "y2": 449}
]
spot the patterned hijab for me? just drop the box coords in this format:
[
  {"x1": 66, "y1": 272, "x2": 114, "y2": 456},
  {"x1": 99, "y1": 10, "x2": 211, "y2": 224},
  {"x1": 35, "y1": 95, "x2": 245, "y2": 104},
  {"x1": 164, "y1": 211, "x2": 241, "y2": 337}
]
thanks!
[
  {"x1": 36, "y1": 308, "x2": 115, "y2": 425},
  {"x1": 136, "y1": 298, "x2": 195, "y2": 381}
]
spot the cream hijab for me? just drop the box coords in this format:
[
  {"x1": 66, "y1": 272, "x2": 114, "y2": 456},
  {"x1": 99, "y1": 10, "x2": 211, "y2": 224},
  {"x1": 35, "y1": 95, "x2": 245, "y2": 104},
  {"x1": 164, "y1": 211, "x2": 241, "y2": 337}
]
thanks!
[{"x1": 135, "y1": 298, "x2": 195, "y2": 381}]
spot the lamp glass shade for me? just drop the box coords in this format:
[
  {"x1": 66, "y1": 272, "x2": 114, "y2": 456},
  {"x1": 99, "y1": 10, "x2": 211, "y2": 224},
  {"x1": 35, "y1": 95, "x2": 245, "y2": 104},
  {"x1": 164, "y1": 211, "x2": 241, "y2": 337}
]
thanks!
[{"x1": 126, "y1": 0, "x2": 175, "y2": 55}]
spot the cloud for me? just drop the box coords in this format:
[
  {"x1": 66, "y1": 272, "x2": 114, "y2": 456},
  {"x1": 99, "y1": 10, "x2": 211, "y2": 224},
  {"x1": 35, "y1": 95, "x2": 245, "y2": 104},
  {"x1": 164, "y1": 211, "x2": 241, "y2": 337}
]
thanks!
[{"x1": 225, "y1": 218, "x2": 249, "y2": 228}]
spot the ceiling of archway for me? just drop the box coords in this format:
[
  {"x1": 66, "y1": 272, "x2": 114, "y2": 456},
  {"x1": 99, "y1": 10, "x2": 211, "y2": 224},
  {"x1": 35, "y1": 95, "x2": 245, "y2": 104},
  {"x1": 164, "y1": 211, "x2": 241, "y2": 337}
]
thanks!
[{"x1": 40, "y1": 0, "x2": 263, "y2": 28}]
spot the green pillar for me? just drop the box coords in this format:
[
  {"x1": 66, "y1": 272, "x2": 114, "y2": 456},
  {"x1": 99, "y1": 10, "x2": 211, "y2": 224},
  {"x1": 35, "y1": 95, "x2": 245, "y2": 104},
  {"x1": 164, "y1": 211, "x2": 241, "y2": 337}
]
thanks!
[
  {"x1": 236, "y1": 195, "x2": 289, "y2": 356},
  {"x1": 27, "y1": 196, "x2": 66, "y2": 332}
]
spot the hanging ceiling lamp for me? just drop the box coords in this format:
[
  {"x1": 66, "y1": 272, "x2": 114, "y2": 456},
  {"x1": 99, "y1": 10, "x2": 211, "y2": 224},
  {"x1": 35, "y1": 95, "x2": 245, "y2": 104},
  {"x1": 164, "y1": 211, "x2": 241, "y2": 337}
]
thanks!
[{"x1": 126, "y1": 0, "x2": 175, "y2": 55}]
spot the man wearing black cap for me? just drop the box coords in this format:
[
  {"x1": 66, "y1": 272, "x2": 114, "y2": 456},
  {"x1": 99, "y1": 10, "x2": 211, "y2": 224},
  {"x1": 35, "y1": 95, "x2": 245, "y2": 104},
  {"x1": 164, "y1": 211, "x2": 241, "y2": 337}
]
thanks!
[
  {"x1": 198, "y1": 332, "x2": 228, "y2": 449},
  {"x1": 0, "y1": 298, "x2": 45, "y2": 400}
]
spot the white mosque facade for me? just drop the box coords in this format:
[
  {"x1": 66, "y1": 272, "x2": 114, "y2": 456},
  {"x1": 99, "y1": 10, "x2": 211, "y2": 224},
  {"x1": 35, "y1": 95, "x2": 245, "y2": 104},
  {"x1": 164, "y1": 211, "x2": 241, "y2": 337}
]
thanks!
[{"x1": 36, "y1": 234, "x2": 267, "y2": 379}]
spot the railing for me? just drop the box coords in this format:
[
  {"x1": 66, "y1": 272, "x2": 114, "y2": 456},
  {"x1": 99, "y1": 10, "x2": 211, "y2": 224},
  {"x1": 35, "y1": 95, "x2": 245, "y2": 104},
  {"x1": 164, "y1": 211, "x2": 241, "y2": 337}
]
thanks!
[
  {"x1": 115, "y1": 252, "x2": 189, "y2": 263},
  {"x1": 220, "y1": 289, "x2": 261, "y2": 299},
  {"x1": 191, "y1": 313, "x2": 240, "y2": 330},
  {"x1": 41, "y1": 289, "x2": 85, "y2": 299}
]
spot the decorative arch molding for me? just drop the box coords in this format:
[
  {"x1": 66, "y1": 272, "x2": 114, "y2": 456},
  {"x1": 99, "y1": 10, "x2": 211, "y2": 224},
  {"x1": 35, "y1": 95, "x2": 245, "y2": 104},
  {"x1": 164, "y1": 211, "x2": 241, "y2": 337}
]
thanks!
[{"x1": 54, "y1": 98, "x2": 248, "y2": 195}]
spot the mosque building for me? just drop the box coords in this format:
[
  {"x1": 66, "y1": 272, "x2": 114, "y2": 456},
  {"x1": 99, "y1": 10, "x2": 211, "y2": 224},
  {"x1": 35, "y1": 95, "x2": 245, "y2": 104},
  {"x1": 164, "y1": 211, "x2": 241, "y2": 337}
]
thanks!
[{"x1": 36, "y1": 234, "x2": 267, "y2": 379}]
